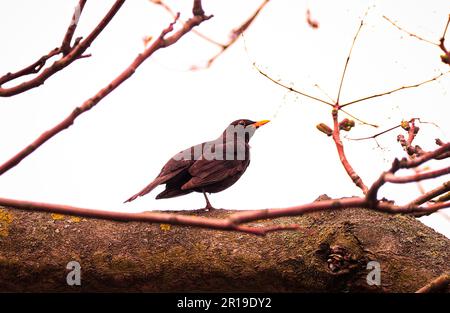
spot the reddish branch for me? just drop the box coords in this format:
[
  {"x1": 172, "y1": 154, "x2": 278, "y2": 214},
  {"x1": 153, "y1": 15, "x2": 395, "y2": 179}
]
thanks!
[
  {"x1": 415, "y1": 272, "x2": 450, "y2": 293},
  {"x1": 366, "y1": 142, "x2": 450, "y2": 204},
  {"x1": 435, "y1": 138, "x2": 450, "y2": 160},
  {"x1": 61, "y1": 0, "x2": 88, "y2": 55},
  {"x1": 332, "y1": 109, "x2": 369, "y2": 194},
  {"x1": 151, "y1": 0, "x2": 223, "y2": 47},
  {"x1": 306, "y1": 9, "x2": 319, "y2": 29},
  {"x1": 396, "y1": 118, "x2": 426, "y2": 159},
  {"x1": 385, "y1": 166, "x2": 450, "y2": 184},
  {"x1": 1, "y1": 142, "x2": 449, "y2": 235},
  {"x1": 256, "y1": 13, "x2": 448, "y2": 196},
  {"x1": 196, "y1": 0, "x2": 270, "y2": 69},
  {"x1": 410, "y1": 181, "x2": 450, "y2": 205},
  {"x1": 327, "y1": 15, "x2": 368, "y2": 194},
  {"x1": 0, "y1": 0, "x2": 125, "y2": 97},
  {"x1": 439, "y1": 15, "x2": 450, "y2": 64},
  {"x1": 151, "y1": 0, "x2": 270, "y2": 69},
  {"x1": 0, "y1": 10, "x2": 212, "y2": 176}
]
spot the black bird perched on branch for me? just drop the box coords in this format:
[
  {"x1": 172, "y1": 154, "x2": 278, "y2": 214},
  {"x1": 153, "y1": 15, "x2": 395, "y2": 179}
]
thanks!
[{"x1": 124, "y1": 119, "x2": 270, "y2": 209}]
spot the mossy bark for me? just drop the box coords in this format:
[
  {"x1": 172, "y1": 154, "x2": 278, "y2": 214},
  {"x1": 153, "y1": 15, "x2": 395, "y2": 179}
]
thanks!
[{"x1": 0, "y1": 206, "x2": 449, "y2": 292}]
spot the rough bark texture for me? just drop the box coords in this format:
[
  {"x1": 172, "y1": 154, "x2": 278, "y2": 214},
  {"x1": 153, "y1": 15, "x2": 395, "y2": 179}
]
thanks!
[{"x1": 0, "y1": 205, "x2": 449, "y2": 292}]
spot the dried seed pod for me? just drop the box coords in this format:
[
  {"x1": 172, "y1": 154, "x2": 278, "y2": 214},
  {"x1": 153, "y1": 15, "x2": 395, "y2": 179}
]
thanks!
[{"x1": 316, "y1": 123, "x2": 333, "y2": 136}]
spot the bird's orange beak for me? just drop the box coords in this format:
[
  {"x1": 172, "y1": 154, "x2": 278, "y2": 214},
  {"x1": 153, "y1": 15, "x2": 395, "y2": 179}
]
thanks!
[{"x1": 252, "y1": 120, "x2": 270, "y2": 128}]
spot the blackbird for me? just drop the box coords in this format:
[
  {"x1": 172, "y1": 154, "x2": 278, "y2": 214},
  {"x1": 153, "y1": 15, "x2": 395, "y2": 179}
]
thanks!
[{"x1": 124, "y1": 119, "x2": 270, "y2": 209}]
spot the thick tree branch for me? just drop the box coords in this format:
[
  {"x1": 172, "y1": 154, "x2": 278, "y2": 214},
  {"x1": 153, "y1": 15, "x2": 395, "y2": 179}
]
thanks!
[
  {"x1": 1, "y1": 206, "x2": 449, "y2": 292},
  {"x1": 0, "y1": 197, "x2": 297, "y2": 236},
  {"x1": 416, "y1": 273, "x2": 450, "y2": 293},
  {"x1": 0, "y1": 11, "x2": 212, "y2": 176},
  {"x1": 0, "y1": 0, "x2": 125, "y2": 97}
]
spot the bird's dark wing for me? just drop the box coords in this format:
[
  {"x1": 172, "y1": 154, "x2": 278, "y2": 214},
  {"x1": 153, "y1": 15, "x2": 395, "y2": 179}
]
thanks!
[
  {"x1": 124, "y1": 147, "x2": 196, "y2": 203},
  {"x1": 181, "y1": 157, "x2": 248, "y2": 191}
]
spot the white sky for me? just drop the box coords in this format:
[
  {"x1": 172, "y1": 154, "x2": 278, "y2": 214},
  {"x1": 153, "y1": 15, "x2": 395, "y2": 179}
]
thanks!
[{"x1": 0, "y1": 0, "x2": 449, "y2": 237}]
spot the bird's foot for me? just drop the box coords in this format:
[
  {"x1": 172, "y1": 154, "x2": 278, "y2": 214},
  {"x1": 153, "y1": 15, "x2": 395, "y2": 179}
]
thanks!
[
  {"x1": 201, "y1": 191, "x2": 216, "y2": 212},
  {"x1": 197, "y1": 204, "x2": 216, "y2": 212}
]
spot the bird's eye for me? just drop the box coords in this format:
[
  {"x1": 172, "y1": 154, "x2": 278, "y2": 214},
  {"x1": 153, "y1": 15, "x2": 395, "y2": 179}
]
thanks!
[{"x1": 238, "y1": 120, "x2": 245, "y2": 126}]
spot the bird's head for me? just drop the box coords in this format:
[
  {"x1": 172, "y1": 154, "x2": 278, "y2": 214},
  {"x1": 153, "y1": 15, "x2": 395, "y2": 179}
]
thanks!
[
  {"x1": 221, "y1": 119, "x2": 270, "y2": 143},
  {"x1": 229, "y1": 119, "x2": 270, "y2": 129}
]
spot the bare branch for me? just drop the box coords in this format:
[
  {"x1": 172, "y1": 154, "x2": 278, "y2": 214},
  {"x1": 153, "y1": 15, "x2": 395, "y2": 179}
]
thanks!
[
  {"x1": 366, "y1": 142, "x2": 450, "y2": 203},
  {"x1": 192, "y1": 0, "x2": 205, "y2": 16},
  {"x1": 255, "y1": 64, "x2": 334, "y2": 106},
  {"x1": 340, "y1": 71, "x2": 448, "y2": 108},
  {"x1": 61, "y1": 0, "x2": 88, "y2": 55},
  {"x1": 410, "y1": 181, "x2": 450, "y2": 205},
  {"x1": 439, "y1": 15, "x2": 450, "y2": 54},
  {"x1": 306, "y1": 9, "x2": 319, "y2": 29},
  {"x1": 383, "y1": 14, "x2": 450, "y2": 65},
  {"x1": 339, "y1": 108, "x2": 379, "y2": 128},
  {"x1": 199, "y1": 0, "x2": 271, "y2": 69},
  {"x1": 347, "y1": 124, "x2": 401, "y2": 141},
  {"x1": 336, "y1": 18, "x2": 364, "y2": 104},
  {"x1": 385, "y1": 166, "x2": 450, "y2": 184},
  {"x1": 151, "y1": 0, "x2": 224, "y2": 47},
  {"x1": 0, "y1": 0, "x2": 126, "y2": 97},
  {"x1": 383, "y1": 16, "x2": 438, "y2": 46},
  {"x1": 0, "y1": 11, "x2": 212, "y2": 176},
  {"x1": 152, "y1": 0, "x2": 270, "y2": 69},
  {"x1": 331, "y1": 109, "x2": 369, "y2": 194}
]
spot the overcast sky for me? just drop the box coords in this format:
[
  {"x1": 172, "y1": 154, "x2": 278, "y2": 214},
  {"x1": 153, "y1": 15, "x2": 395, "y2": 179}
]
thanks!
[{"x1": 0, "y1": 0, "x2": 449, "y2": 237}]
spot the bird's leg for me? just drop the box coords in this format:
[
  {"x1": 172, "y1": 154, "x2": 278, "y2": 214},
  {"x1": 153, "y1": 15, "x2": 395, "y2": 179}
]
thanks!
[{"x1": 201, "y1": 190, "x2": 215, "y2": 211}]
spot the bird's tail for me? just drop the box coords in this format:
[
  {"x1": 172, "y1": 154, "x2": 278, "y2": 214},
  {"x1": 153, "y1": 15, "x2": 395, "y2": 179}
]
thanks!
[{"x1": 124, "y1": 179, "x2": 161, "y2": 203}]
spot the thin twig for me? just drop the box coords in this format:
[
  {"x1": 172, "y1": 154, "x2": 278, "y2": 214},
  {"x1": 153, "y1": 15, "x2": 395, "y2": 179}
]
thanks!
[
  {"x1": 199, "y1": 0, "x2": 271, "y2": 69},
  {"x1": 255, "y1": 64, "x2": 334, "y2": 106},
  {"x1": 383, "y1": 16, "x2": 438, "y2": 46},
  {"x1": 383, "y1": 14, "x2": 450, "y2": 65},
  {"x1": 340, "y1": 71, "x2": 448, "y2": 108},
  {"x1": 339, "y1": 108, "x2": 379, "y2": 128},
  {"x1": 347, "y1": 124, "x2": 401, "y2": 141},
  {"x1": 336, "y1": 18, "x2": 365, "y2": 104}
]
